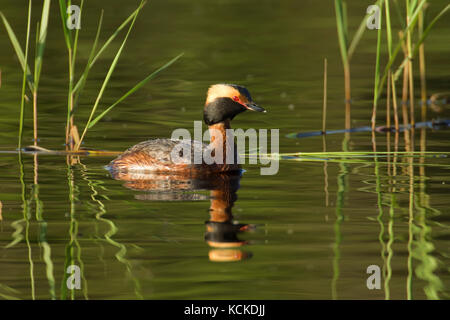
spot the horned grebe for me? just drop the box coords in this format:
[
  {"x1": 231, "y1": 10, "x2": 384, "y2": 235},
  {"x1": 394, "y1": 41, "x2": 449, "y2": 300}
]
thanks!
[{"x1": 108, "y1": 84, "x2": 265, "y2": 174}]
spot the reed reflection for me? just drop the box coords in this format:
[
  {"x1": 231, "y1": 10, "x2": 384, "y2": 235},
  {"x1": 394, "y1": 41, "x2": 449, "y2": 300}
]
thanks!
[{"x1": 110, "y1": 170, "x2": 254, "y2": 262}]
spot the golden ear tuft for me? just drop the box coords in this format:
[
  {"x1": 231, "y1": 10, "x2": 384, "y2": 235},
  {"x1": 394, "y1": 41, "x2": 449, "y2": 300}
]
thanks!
[{"x1": 206, "y1": 84, "x2": 242, "y2": 105}]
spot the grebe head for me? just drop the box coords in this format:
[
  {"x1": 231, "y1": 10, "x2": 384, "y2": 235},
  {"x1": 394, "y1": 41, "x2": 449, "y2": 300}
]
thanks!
[{"x1": 203, "y1": 84, "x2": 266, "y2": 125}]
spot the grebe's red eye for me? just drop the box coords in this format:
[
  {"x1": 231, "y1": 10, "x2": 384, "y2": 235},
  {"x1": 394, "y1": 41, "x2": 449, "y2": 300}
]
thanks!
[{"x1": 233, "y1": 96, "x2": 239, "y2": 102}]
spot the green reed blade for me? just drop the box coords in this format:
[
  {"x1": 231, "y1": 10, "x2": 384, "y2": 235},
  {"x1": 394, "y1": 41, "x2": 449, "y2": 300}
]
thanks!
[
  {"x1": 342, "y1": 1, "x2": 348, "y2": 47},
  {"x1": 71, "y1": 0, "x2": 84, "y2": 74},
  {"x1": 372, "y1": 1, "x2": 384, "y2": 128},
  {"x1": 58, "y1": 0, "x2": 72, "y2": 50},
  {"x1": 72, "y1": 2, "x2": 144, "y2": 93},
  {"x1": 376, "y1": 0, "x2": 426, "y2": 99},
  {"x1": 409, "y1": 0, "x2": 418, "y2": 16},
  {"x1": 393, "y1": 0, "x2": 406, "y2": 29},
  {"x1": 18, "y1": 0, "x2": 32, "y2": 149},
  {"x1": 393, "y1": 57, "x2": 407, "y2": 81},
  {"x1": 77, "y1": 0, "x2": 146, "y2": 149},
  {"x1": 34, "y1": 0, "x2": 51, "y2": 90},
  {"x1": 73, "y1": 10, "x2": 104, "y2": 114},
  {"x1": 88, "y1": 53, "x2": 184, "y2": 129},
  {"x1": 412, "y1": 4, "x2": 449, "y2": 57},
  {"x1": 34, "y1": 21, "x2": 39, "y2": 73},
  {"x1": 385, "y1": 0, "x2": 393, "y2": 57},
  {"x1": 348, "y1": 0, "x2": 383, "y2": 61},
  {"x1": 0, "y1": 12, "x2": 34, "y2": 92},
  {"x1": 334, "y1": 0, "x2": 348, "y2": 66}
]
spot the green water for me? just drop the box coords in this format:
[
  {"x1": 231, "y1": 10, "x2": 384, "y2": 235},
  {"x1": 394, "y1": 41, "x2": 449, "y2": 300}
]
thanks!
[{"x1": 0, "y1": 0, "x2": 449, "y2": 299}]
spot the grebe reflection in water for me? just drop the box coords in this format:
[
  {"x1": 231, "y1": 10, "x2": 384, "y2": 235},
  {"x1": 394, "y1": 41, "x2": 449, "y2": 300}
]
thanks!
[{"x1": 109, "y1": 169, "x2": 254, "y2": 262}]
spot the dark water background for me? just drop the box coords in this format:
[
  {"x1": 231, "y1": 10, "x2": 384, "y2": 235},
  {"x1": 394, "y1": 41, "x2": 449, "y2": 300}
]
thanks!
[{"x1": 0, "y1": 0, "x2": 449, "y2": 299}]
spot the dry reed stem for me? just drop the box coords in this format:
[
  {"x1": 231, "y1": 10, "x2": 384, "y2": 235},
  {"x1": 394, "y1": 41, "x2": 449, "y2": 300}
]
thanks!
[
  {"x1": 322, "y1": 58, "x2": 328, "y2": 134},
  {"x1": 391, "y1": 74, "x2": 400, "y2": 132},
  {"x1": 344, "y1": 65, "x2": 351, "y2": 131},
  {"x1": 400, "y1": 32, "x2": 411, "y2": 151},
  {"x1": 33, "y1": 92, "x2": 37, "y2": 146}
]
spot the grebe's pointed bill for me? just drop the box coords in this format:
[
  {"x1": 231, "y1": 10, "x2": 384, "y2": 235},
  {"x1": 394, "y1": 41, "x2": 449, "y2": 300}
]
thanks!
[{"x1": 245, "y1": 102, "x2": 266, "y2": 113}]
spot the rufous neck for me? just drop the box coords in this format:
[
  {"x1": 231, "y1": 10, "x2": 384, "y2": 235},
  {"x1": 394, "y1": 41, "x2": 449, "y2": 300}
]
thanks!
[
  {"x1": 208, "y1": 120, "x2": 234, "y2": 162},
  {"x1": 208, "y1": 120, "x2": 231, "y2": 135}
]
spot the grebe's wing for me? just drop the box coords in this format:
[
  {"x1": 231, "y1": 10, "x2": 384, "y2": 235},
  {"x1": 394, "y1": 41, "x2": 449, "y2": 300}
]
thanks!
[
  {"x1": 120, "y1": 138, "x2": 206, "y2": 162},
  {"x1": 108, "y1": 138, "x2": 208, "y2": 171}
]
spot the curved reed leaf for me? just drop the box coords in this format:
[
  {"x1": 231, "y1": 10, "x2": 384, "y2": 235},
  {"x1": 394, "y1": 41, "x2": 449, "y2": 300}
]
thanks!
[
  {"x1": 376, "y1": 0, "x2": 427, "y2": 99},
  {"x1": 0, "y1": 12, "x2": 34, "y2": 91},
  {"x1": 371, "y1": 1, "x2": 383, "y2": 130},
  {"x1": 58, "y1": 0, "x2": 72, "y2": 50},
  {"x1": 87, "y1": 53, "x2": 184, "y2": 129},
  {"x1": 76, "y1": 0, "x2": 146, "y2": 149},
  {"x1": 72, "y1": 3, "x2": 145, "y2": 93},
  {"x1": 34, "y1": 0, "x2": 51, "y2": 90},
  {"x1": 72, "y1": 10, "x2": 104, "y2": 113},
  {"x1": 412, "y1": 4, "x2": 450, "y2": 57},
  {"x1": 348, "y1": 0, "x2": 383, "y2": 61},
  {"x1": 71, "y1": 0, "x2": 84, "y2": 73},
  {"x1": 334, "y1": 0, "x2": 348, "y2": 66},
  {"x1": 18, "y1": 1, "x2": 32, "y2": 149}
]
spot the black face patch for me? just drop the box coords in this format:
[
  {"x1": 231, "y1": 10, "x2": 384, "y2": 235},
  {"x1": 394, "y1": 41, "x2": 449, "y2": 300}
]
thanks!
[{"x1": 204, "y1": 97, "x2": 247, "y2": 125}]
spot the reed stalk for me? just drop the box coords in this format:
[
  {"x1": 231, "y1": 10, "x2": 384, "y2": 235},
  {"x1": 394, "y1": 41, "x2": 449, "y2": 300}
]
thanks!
[
  {"x1": 405, "y1": 0, "x2": 415, "y2": 127},
  {"x1": 386, "y1": 73, "x2": 391, "y2": 154},
  {"x1": 334, "y1": 0, "x2": 384, "y2": 131},
  {"x1": 334, "y1": 0, "x2": 351, "y2": 130},
  {"x1": 322, "y1": 58, "x2": 328, "y2": 134},
  {"x1": 344, "y1": 67, "x2": 351, "y2": 131},
  {"x1": 56, "y1": 0, "x2": 183, "y2": 150},
  {"x1": 391, "y1": 74, "x2": 400, "y2": 131},
  {"x1": 400, "y1": 31, "x2": 411, "y2": 150},
  {"x1": 59, "y1": 0, "x2": 81, "y2": 149},
  {"x1": 376, "y1": 0, "x2": 426, "y2": 100},
  {"x1": 371, "y1": 1, "x2": 383, "y2": 132},
  {"x1": 76, "y1": 4, "x2": 142, "y2": 150},
  {"x1": 322, "y1": 58, "x2": 329, "y2": 207},
  {"x1": 413, "y1": 4, "x2": 450, "y2": 58},
  {"x1": 18, "y1": 1, "x2": 32, "y2": 149},
  {"x1": 376, "y1": 1, "x2": 448, "y2": 110},
  {"x1": 33, "y1": 0, "x2": 51, "y2": 146},
  {"x1": 385, "y1": 0, "x2": 398, "y2": 132},
  {"x1": 1, "y1": 0, "x2": 50, "y2": 148},
  {"x1": 387, "y1": 74, "x2": 391, "y2": 131},
  {"x1": 408, "y1": 60, "x2": 415, "y2": 126},
  {"x1": 70, "y1": 1, "x2": 82, "y2": 149},
  {"x1": 418, "y1": 8, "x2": 427, "y2": 122}
]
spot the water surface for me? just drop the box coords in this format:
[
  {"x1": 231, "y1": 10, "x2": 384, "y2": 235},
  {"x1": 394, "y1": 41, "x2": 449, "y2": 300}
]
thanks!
[{"x1": 0, "y1": 0, "x2": 449, "y2": 299}]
